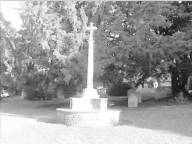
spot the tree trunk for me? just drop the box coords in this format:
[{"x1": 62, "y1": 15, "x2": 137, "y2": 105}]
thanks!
[{"x1": 171, "y1": 67, "x2": 189, "y2": 97}]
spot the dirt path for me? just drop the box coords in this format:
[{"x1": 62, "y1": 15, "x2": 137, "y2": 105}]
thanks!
[{"x1": 0, "y1": 97, "x2": 192, "y2": 144}]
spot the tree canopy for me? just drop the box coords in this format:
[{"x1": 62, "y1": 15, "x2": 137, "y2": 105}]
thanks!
[{"x1": 1, "y1": 1, "x2": 192, "y2": 98}]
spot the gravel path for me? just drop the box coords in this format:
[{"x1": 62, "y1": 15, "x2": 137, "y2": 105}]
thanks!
[{"x1": 1, "y1": 97, "x2": 192, "y2": 144}]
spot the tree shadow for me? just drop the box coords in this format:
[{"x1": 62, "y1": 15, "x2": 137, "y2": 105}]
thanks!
[
  {"x1": 118, "y1": 101, "x2": 192, "y2": 137},
  {"x1": 1, "y1": 97, "x2": 192, "y2": 138},
  {"x1": 0, "y1": 97, "x2": 70, "y2": 124}
]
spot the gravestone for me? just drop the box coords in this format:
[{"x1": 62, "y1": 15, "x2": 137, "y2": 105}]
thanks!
[
  {"x1": 57, "y1": 87, "x2": 65, "y2": 99},
  {"x1": 127, "y1": 88, "x2": 140, "y2": 108},
  {"x1": 128, "y1": 94, "x2": 138, "y2": 107},
  {"x1": 128, "y1": 93, "x2": 139, "y2": 107}
]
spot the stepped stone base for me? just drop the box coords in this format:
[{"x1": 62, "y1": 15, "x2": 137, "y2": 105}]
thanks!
[
  {"x1": 57, "y1": 108, "x2": 120, "y2": 127},
  {"x1": 56, "y1": 97, "x2": 120, "y2": 127}
]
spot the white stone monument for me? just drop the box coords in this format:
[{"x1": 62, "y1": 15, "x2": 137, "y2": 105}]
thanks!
[
  {"x1": 56, "y1": 22, "x2": 120, "y2": 127},
  {"x1": 69, "y1": 22, "x2": 107, "y2": 111},
  {"x1": 83, "y1": 22, "x2": 99, "y2": 99}
]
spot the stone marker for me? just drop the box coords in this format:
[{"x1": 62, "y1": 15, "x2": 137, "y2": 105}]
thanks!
[
  {"x1": 57, "y1": 87, "x2": 64, "y2": 99},
  {"x1": 138, "y1": 94, "x2": 142, "y2": 103},
  {"x1": 128, "y1": 93, "x2": 138, "y2": 107},
  {"x1": 127, "y1": 88, "x2": 140, "y2": 108}
]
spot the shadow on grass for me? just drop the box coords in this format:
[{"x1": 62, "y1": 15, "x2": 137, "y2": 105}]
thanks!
[
  {"x1": 1, "y1": 97, "x2": 192, "y2": 138},
  {"x1": 0, "y1": 97, "x2": 71, "y2": 124},
  {"x1": 118, "y1": 99, "x2": 192, "y2": 137}
]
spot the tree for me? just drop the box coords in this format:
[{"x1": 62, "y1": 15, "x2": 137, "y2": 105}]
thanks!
[
  {"x1": 157, "y1": 1, "x2": 192, "y2": 96},
  {"x1": 81, "y1": 1, "x2": 192, "y2": 97},
  {"x1": 1, "y1": 1, "x2": 191, "y2": 98},
  {"x1": 0, "y1": 11, "x2": 20, "y2": 95},
  {"x1": 15, "y1": 1, "x2": 91, "y2": 99},
  {"x1": 88, "y1": 2, "x2": 173, "y2": 86}
]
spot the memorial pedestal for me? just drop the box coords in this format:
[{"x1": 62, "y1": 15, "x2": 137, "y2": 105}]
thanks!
[
  {"x1": 57, "y1": 108, "x2": 120, "y2": 127},
  {"x1": 70, "y1": 97, "x2": 108, "y2": 111},
  {"x1": 57, "y1": 96, "x2": 120, "y2": 127},
  {"x1": 56, "y1": 88, "x2": 120, "y2": 127}
]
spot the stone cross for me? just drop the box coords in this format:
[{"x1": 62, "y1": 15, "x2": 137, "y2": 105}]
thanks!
[{"x1": 86, "y1": 22, "x2": 97, "y2": 89}]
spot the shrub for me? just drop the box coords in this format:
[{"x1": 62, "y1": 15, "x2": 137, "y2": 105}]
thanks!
[
  {"x1": 107, "y1": 83, "x2": 131, "y2": 96},
  {"x1": 0, "y1": 73, "x2": 18, "y2": 96}
]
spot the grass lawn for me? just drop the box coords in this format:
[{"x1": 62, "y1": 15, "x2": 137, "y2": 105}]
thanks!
[{"x1": 0, "y1": 96, "x2": 192, "y2": 144}]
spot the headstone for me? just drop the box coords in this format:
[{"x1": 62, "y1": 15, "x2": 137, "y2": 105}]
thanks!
[
  {"x1": 21, "y1": 89, "x2": 27, "y2": 99},
  {"x1": 138, "y1": 94, "x2": 142, "y2": 103},
  {"x1": 57, "y1": 87, "x2": 65, "y2": 99},
  {"x1": 136, "y1": 85, "x2": 142, "y2": 103},
  {"x1": 127, "y1": 88, "x2": 140, "y2": 108},
  {"x1": 128, "y1": 93, "x2": 138, "y2": 107}
]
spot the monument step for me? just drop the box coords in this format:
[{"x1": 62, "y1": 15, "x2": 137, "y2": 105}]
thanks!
[{"x1": 57, "y1": 108, "x2": 120, "y2": 127}]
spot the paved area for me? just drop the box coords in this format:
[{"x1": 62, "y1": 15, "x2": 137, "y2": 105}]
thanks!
[{"x1": 0, "y1": 97, "x2": 192, "y2": 144}]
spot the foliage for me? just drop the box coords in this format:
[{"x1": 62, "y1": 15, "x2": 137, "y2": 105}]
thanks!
[
  {"x1": 0, "y1": 11, "x2": 19, "y2": 95},
  {"x1": 13, "y1": 1, "x2": 90, "y2": 99},
  {"x1": 1, "y1": 1, "x2": 192, "y2": 98},
  {"x1": 84, "y1": 1, "x2": 192, "y2": 96}
]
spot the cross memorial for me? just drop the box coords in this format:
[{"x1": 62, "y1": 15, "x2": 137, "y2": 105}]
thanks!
[
  {"x1": 83, "y1": 22, "x2": 99, "y2": 99},
  {"x1": 56, "y1": 22, "x2": 120, "y2": 127}
]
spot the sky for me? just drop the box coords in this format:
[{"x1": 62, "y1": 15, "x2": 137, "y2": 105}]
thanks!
[{"x1": 1, "y1": 1, "x2": 22, "y2": 30}]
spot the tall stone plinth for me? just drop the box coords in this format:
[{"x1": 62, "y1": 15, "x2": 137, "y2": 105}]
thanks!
[
  {"x1": 70, "y1": 97, "x2": 108, "y2": 111},
  {"x1": 83, "y1": 88, "x2": 100, "y2": 99}
]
